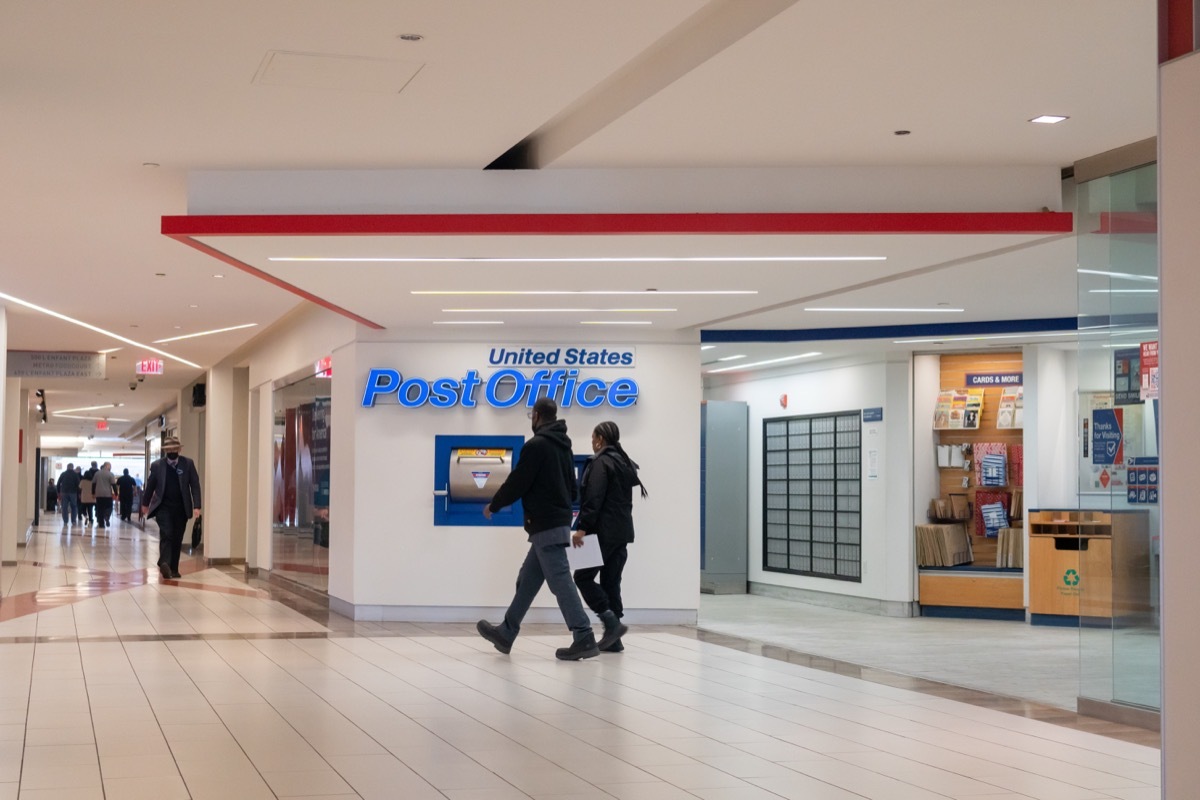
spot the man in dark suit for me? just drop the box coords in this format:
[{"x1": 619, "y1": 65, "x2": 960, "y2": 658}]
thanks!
[{"x1": 141, "y1": 435, "x2": 202, "y2": 580}]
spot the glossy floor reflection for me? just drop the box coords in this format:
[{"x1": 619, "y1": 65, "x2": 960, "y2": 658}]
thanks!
[{"x1": 0, "y1": 520, "x2": 1161, "y2": 799}]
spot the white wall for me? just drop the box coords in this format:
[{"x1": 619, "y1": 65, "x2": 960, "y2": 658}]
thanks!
[
  {"x1": 332, "y1": 338, "x2": 701, "y2": 622},
  {"x1": 705, "y1": 353, "x2": 914, "y2": 610},
  {"x1": 912, "y1": 355, "x2": 940, "y2": 523},
  {"x1": 1024, "y1": 345, "x2": 1079, "y2": 511}
]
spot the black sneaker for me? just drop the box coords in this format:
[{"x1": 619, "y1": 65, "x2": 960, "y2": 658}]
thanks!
[
  {"x1": 596, "y1": 621, "x2": 628, "y2": 652},
  {"x1": 555, "y1": 632, "x2": 600, "y2": 661},
  {"x1": 476, "y1": 620, "x2": 513, "y2": 654}
]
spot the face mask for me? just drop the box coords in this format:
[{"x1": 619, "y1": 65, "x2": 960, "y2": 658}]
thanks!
[{"x1": 167, "y1": 454, "x2": 179, "y2": 463}]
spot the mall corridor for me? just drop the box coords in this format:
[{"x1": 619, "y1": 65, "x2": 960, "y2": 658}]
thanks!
[{"x1": 0, "y1": 519, "x2": 1160, "y2": 800}]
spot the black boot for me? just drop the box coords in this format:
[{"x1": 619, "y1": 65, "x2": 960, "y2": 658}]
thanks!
[
  {"x1": 596, "y1": 610, "x2": 627, "y2": 652},
  {"x1": 476, "y1": 620, "x2": 513, "y2": 654},
  {"x1": 555, "y1": 631, "x2": 600, "y2": 661}
]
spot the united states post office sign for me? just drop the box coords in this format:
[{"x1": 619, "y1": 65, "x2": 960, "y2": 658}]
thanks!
[{"x1": 7, "y1": 351, "x2": 106, "y2": 379}]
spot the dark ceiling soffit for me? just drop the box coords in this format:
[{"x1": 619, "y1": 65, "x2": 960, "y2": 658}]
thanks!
[
  {"x1": 702, "y1": 317, "x2": 1080, "y2": 343},
  {"x1": 162, "y1": 212, "x2": 1073, "y2": 237}
]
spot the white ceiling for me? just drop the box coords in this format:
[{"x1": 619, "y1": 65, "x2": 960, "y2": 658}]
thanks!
[{"x1": 0, "y1": 1, "x2": 1157, "y2": 446}]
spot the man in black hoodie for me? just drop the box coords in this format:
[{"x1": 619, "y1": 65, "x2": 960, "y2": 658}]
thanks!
[{"x1": 477, "y1": 397, "x2": 599, "y2": 661}]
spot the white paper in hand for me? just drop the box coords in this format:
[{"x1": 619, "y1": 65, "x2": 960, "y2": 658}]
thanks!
[{"x1": 567, "y1": 534, "x2": 604, "y2": 571}]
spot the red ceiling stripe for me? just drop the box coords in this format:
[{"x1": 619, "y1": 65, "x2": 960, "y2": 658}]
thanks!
[{"x1": 163, "y1": 211, "x2": 1073, "y2": 237}]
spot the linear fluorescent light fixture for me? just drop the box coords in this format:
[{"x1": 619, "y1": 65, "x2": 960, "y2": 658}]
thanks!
[
  {"x1": 431, "y1": 320, "x2": 505, "y2": 325},
  {"x1": 1087, "y1": 289, "x2": 1158, "y2": 294},
  {"x1": 273, "y1": 256, "x2": 886, "y2": 263},
  {"x1": 56, "y1": 404, "x2": 124, "y2": 414},
  {"x1": 716, "y1": 355, "x2": 746, "y2": 362},
  {"x1": 1077, "y1": 269, "x2": 1158, "y2": 282},
  {"x1": 442, "y1": 308, "x2": 675, "y2": 313},
  {"x1": 804, "y1": 307, "x2": 964, "y2": 313},
  {"x1": 707, "y1": 352, "x2": 822, "y2": 373},
  {"x1": 54, "y1": 415, "x2": 131, "y2": 422},
  {"x1": 0, "y1": 290, "x2": 200, "y2": 369},
  {"x1": 700, "y1": 345, "x2": 716, "y2": 351},
  {"x1": 412, "y1": 290, "x2": 757, "y2": 296},
  {"x1": 1030, "y1": 115, "x2": 1069, "y2": 124},
  {"x1": 152, "y1": 323, "x2": 258, "y2": 344},
  {"x1": 580, "y1": 321, "x2": 652, "y2": 325}
]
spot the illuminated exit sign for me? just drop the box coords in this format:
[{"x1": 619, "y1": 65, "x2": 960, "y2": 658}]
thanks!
[
  {"x1": 96, "y1": 420, "x2": 108, "y2": 431},
  {"x1": 135, "y1": 358, "x2": 164, "y2": 376}
]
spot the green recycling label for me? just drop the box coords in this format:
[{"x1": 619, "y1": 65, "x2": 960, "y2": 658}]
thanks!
[{"x1": 1063, "y1": 569, "x2": 1080, "y2": 587}]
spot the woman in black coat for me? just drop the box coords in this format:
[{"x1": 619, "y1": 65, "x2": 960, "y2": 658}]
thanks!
[{"x1": 571, "y1": 421, "x2": 646, "y2": 653}]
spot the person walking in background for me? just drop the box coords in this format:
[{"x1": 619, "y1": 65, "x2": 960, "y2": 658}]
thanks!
[
  {"x1": 476, "y1": 397, "x2": 600, "y2": 661},
  {"x1": 45, "y1": 478, "x2": 58, "y2": 513},
  {"x1": 116, "y1": 468, "x2": 137, "y2": 522},
  {"x1": 56, "y1": 463, "x2": 80, "y2": 525},
  {"x1": 572, "y1": 421, "x2": 646, "y2": 653},
  {"x1": 92, "y1": 461, "x2": 117, "y2": 529},
  {"x1": 80, "y1": 462, "x2": 97, "y2": 525},
  {"x1": 141, "y1": 436, "x2": 202, "y2": 580}
]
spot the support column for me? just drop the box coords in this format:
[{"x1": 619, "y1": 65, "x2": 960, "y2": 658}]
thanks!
[
  {"x1": 1, "y1": 378, "x2": 20, "y2": 565},
  {"x1": 0, "y1": 306, "x2": 14, "y2": 565},
  {"x1": 1159, "y1": 48, "x2": 1200, "y2": 797},
  {"x1": 247, "y1": 384, "x2": 274, "y2": 571}
]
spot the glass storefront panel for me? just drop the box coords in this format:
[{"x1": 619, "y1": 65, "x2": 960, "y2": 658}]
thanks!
[
  {"x1": 271, "y1": 363, "x2": 333, "y2": 593},
  {"x1": 1075, "y1": 163, "x2": 1160, "y2": 712}
]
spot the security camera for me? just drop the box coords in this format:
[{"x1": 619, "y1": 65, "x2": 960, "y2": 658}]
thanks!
[
  {"x1": 129, "y1": 381, "x2": 137, "y2": 391},
  {"x1": 137, "y1": 375, "x2": 145, "y2": 382}
]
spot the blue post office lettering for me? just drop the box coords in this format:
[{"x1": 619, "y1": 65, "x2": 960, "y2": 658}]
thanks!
[{"x1": 362, "y1": 368, "x2": 639, "y2": 409}]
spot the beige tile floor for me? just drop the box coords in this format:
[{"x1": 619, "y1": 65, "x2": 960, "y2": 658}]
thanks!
[
  {"x1": 698, "y1": 595, "x2": 1087, "y2": 711},
  {"x1": 0, "y1": 520, "x2": 1162, "y2": 799}
]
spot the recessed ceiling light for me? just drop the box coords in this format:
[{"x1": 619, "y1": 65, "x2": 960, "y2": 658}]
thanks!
[
  {"x1": 894, "y1": 130, "x2": 911, "y2": 136},
  {"x1": 804, "y1": 307, "x2": 964, "y2": 313},
  {"x1": 397, "y1": 33, "x2": 424, "y2": 41},
  {"x1": 1077, "y1": 268, "x2": 1158, "y2": 282},
  {"x1": 56, "y1": 404, "x2": 123, "y2": 414},
  {"x1": 717, "y1": 355, "x2": 746, "y2": 362},
  {"x1": 188, "y1": 304, "x2": 198, "y2": 308},
  {"x1": 142, "y1": 162, "x2": 160, "y2": 168},
  {"x1": 1030, "y1": 115, "x2": 1069, "y2": 124},
  {"x1": 412, "y1": 290, "x2": 757, "y2": 296},
  {"x1": 213, "y1": 274, "x2": 224, "y2": 278},
  {"x1": 0, "y1": 290, "x2": 197, "y2": 367},
  {"x1": 274, "y1": 256, "x2": 886, "y2": 264},
  {"x1": 155, "y1": 272, "x2": 166, "y2": 277},
  {"x1": 442, "y1": 308, "x2": 675, "y2": 313},
  {"x1": 707, "y1": 353, "x2": 822, "y2": 374},
  {"x1": 700, "y1": 345, "x2": 716, "y2": 351},
  {"x1": 152, "y1": 323, "x2": 258, "y2": 343},
  {"x1": 580, "y1": 321, "x2": 653, "y2": 325}
]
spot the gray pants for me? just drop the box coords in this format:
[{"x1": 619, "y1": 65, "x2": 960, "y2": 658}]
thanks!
[{"x1": 499, "y1": 526, "x2": 592, "y2": 642}]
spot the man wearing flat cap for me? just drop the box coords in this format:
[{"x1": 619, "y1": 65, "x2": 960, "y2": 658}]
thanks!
[{"x1": 141, "y1": 435, "x2": 202, "y2": 580}]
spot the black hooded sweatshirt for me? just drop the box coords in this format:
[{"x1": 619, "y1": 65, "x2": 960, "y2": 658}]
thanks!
[
  {"x1": 576, "y1": 446, "x2": 640, "y2": 546},
  {"x1": 487, "y1": 418, "x2": 577, "y2": 535}
]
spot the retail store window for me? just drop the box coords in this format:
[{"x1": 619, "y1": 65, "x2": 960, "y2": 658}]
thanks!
[{"x1": 763, "y1": 411, "x2": 862, "y2": 581}]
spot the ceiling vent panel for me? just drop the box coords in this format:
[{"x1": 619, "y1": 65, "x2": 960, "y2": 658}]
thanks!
[{"x1": 252, "y1": 50, "x2": 422, "y2": 93}]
